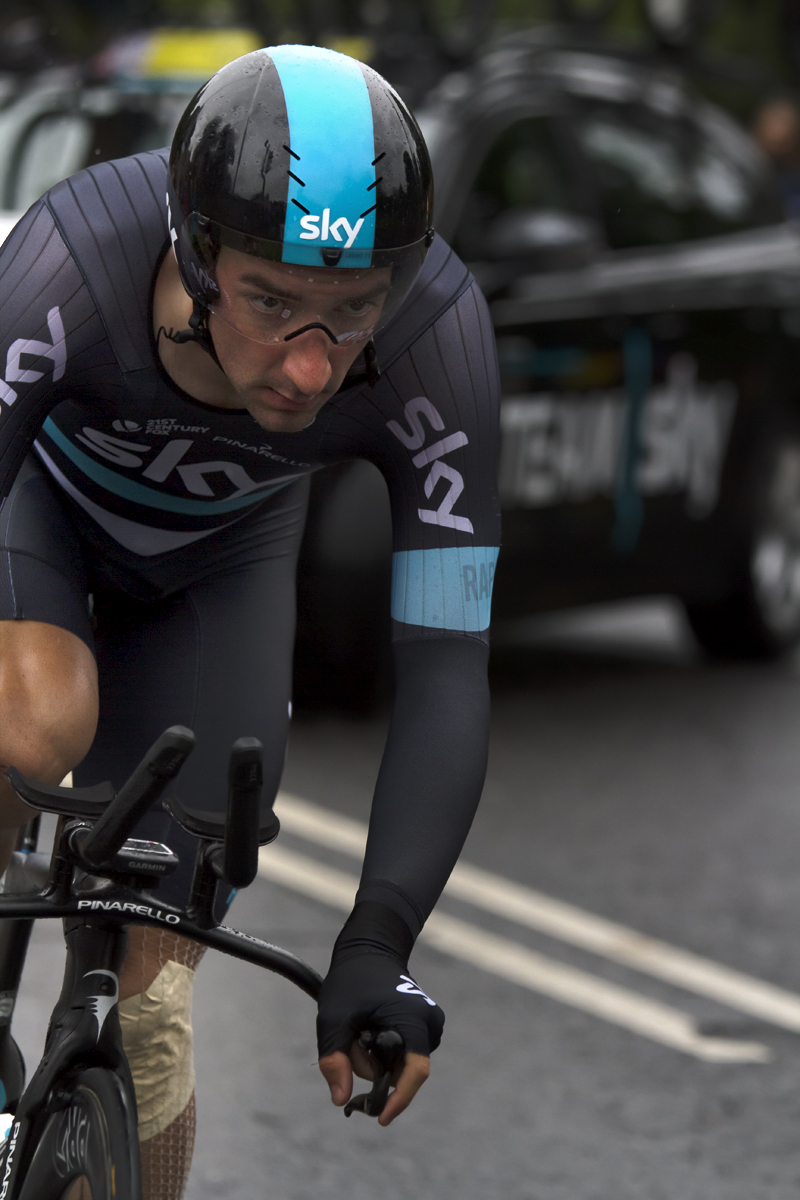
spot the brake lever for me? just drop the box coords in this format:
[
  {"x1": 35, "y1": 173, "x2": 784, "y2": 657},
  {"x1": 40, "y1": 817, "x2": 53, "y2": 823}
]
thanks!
[{"x1": 343, "y1": 1028, "x2": 405, "y2": 1118}]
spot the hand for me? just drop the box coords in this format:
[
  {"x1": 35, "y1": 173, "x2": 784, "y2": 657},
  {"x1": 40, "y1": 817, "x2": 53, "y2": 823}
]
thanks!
[
  {"x1": 316, "y1": 901, "x2": 444, "y2": 1124},
  {"x1": 318, "y1": 1046, "x2": 431, "y2": 1127},
  {"x1": 316, "y1": 953, "x2": 444, "y2": 1062}
]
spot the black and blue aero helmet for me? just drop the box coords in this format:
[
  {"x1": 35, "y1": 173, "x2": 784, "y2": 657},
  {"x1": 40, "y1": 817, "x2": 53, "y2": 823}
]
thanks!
[{"x1": 167, "y1": 44, "x2": 434, "y2": 340}]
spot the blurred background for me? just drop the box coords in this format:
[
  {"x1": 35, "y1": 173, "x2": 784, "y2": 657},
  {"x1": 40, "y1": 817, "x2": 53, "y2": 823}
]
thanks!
[
  {"x1": 1, "y1": 0, "x2": 800, "y2": 102},
  {"x1": 2, "y1": 0, "x2": 800, "y2": 116}
]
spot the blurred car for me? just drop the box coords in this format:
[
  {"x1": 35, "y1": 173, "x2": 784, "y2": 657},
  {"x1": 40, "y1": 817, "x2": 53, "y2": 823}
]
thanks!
[
  {"x1": 3, "y1": 25, "x2": 800, "y2": 709},
  {"x1": 0, "y1": 27, "x2": 262, "y2": 215},
  {"x1": 306, "y1": 28, "x2": 800, "y2": 699},
  {"x1": 411, "y1": 28, "x2": 800, "y2": 665}
]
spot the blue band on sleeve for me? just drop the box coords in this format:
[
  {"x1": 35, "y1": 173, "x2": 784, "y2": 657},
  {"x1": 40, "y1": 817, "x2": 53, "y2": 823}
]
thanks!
[{"x1": 391, "y1": 546, "x2": 500, "y2": 632}]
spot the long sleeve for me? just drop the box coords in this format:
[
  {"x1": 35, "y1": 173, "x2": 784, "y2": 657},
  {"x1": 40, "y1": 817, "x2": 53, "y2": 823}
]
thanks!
[{"x1": 320, "y1": 269, "x2": 502, "y2": 937}]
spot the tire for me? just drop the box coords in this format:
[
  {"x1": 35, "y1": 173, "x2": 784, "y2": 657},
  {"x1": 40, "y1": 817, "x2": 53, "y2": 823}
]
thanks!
[
  {"x1": 685, "y1": 429, "x2": 800, "y2": 658},
  {"x1": 6, "y1": 1067, "x2": 140, "y2": 1200}
]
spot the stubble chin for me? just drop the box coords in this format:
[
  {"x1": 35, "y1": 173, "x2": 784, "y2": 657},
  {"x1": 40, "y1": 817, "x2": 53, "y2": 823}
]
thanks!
[{"x1": 247, "y1": 399, "x2": 322, "y2": 434}]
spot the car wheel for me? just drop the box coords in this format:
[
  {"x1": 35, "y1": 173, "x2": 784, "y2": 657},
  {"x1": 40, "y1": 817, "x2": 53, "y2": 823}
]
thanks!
[{"x1": 685, "y1": 429, "x2": 800, "y2": 658}]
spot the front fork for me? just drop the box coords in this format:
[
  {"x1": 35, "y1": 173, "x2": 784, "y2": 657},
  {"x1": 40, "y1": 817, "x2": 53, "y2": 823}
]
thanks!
[
  {"x1": 38, "y1": 916, "x2": 133, "y2": 1096},
  {"x1": 0, "y1": 818, "x2": 43, "y2": 1116},
  {"x1": 0, "y1": 919, "x2": 33, "y2": 1115},
  {"x1": 0, "y1": 915, "x2": 135, "y2": 1197}
]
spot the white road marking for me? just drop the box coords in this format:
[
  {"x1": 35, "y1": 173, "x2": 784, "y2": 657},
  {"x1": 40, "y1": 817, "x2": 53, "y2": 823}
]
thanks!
[
  {"x1": 274, "y1": 791, "x2": 800, "y2": 1035},
  {"x1": 275, "y1": 793, "x2": 366, "y2": 856},
  {"x1": 258, "y1": 843, "x2": 770, "y2": 1063}
]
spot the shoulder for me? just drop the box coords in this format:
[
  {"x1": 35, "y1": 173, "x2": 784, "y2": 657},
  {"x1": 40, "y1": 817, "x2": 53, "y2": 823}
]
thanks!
[
  {"x1": 43, "y1": 149, "x2": 169, "y2": 259},
  {"x1": 374, "y1": 235, "x2": 473, "y2": 370},
  {"x1": 40, "y1": 150, "x2": 171, "y2": 374}
]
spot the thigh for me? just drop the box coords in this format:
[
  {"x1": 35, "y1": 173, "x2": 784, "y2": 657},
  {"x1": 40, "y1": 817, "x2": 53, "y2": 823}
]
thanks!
[
  {"x1": 0, "y1": 456, "x2": 97, "y2": 817},
  {"x1": 74, "y1": 488, "x2": 305, "y2": 907},
  {"x1": 0, "y1": 454, "x2": 93, "y2": 649}
]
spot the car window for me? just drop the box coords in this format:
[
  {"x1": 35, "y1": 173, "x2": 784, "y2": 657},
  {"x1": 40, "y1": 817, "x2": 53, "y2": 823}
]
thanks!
[
  {"x1": 12, "y1": 114, "x2": 93, "y2": 210},
  {"x1": 453, "y1": 116, "x2": 584, "y2": 261},
  {"x1": 576, "y1": 100, "x2": 782, "y2": 248},
  {"x1": 10, "y1": 106, "x2": 165, "y2": 211}
]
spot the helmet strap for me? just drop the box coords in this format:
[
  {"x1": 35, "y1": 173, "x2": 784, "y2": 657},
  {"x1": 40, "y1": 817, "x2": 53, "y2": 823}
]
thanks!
[
  {"x1": 364, "y1": 340, "x2": 381, "y2": 387},
  {"x1": 187, "y1": 300, "x2": 223, "y2": 369},
  {"x1": 336, "y1": 339, "x2": 382, "y2": 392},
  {"x1": 157, "y1": 299, "x2": 222, "y2": 370}
]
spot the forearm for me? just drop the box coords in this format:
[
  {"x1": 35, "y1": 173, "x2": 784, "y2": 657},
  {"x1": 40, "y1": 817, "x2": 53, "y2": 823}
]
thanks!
[
  {"x1": 317, "y1": 636, "x2": 484, "y2": 1062},
  {"x1": 355, "y1": 636, "x2": 490, "y2": 937}
]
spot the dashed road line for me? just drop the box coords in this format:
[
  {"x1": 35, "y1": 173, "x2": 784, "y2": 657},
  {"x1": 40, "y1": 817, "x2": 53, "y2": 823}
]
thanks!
[
  {"x1": 273, "y1": 791, "x2": 800, "y2": 1040},
  {"x1": 258, "y1": 841, "x2": 770, "y2": 1063}
]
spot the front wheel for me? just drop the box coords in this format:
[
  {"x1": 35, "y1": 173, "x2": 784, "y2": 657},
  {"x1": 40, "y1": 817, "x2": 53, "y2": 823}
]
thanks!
[
  {"x1": 685, "y1": 430, "x2": 800, "y2": 658},
  {"x1": 7, "y1": 1067, "x2": 140, "y2": 1200}
]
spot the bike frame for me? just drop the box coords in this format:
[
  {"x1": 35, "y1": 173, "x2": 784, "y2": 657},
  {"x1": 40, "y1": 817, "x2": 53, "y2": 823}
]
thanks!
[
  {"x1": 0, "y1": 723, "x2": 399, "y2": 1197},
  {"x1": 0, "y1": 914, "x2": 134, "y2": 1196},
  {"x1": 0, "y1": 815, "x2": 322, "y2": 1198}
]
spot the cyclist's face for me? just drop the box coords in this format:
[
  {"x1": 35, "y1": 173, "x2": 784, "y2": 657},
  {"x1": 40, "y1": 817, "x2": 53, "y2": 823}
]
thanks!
[{"x1": 209, "y1": 247, "x2": 390, "y2": 432}]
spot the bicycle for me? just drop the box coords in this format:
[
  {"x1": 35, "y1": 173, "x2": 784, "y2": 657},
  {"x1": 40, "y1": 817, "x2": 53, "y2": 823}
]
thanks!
[{"x1": 0, "y1": 725, "x2": 404, "y2": 1199}]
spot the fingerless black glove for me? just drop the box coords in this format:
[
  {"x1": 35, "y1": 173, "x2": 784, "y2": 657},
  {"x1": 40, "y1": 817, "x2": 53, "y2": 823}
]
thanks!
[{"x1": 316, "y1": 901, "x2": 445, "y2": 1058}]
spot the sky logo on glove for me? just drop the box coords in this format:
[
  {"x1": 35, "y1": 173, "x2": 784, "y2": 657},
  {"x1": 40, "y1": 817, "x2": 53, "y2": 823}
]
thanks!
[{"x1": 396, "y1": 975, "x2": 437, "y2": 1006}]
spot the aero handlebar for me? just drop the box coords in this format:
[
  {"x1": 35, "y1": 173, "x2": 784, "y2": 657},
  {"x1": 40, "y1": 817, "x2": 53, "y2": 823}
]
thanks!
[
  {"x1": 224, "y1": 738, "x2": 263, "y2": 888},
  {"x1": 80, "y1": 726, "x2": 195, "y2": 868}
]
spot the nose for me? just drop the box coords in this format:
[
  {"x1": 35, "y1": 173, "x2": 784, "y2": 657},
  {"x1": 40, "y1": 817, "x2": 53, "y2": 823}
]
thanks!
[{"x1": 280, "y1": 328, "x2": 334, "y2": 396}]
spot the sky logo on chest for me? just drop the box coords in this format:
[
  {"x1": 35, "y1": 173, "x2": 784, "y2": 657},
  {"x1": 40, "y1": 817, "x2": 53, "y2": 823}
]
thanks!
[
  {"x1": 272, "y1": 45, "x2": 377, "y2": 268},
  {"x1": 40, "y1": 416, "x2": 300, "y2": 518}
]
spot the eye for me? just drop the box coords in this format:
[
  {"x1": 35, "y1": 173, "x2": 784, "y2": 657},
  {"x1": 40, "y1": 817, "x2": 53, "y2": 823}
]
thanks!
[
  {"x1": 340, "y1": 298, "x2": 373, "y2": 317},
  {"x1": 250, "y1": 294, "x2": 290, "y2": 317}
]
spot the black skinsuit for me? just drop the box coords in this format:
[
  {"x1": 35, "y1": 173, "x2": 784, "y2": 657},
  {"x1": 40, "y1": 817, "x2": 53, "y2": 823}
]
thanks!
[{"x1": 0, "y1": 149, "x2": 500, "y2": 954}]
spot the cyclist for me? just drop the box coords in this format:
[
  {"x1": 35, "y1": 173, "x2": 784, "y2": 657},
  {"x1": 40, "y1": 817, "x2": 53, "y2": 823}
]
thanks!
[{"x1": 0, "y1": 44, "x2": 500, "y2": 1200}]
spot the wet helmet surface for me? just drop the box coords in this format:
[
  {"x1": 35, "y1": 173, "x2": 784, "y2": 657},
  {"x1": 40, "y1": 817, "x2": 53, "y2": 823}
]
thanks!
[{"x1": 167, "y1": 44, "x2": 434, "y2": 332}]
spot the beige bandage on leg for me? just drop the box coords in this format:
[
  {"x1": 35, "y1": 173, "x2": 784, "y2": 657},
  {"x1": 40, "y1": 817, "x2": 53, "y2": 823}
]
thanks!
[{"x1": 119, "y1": 959, "x2": 196, "y2": 1142}]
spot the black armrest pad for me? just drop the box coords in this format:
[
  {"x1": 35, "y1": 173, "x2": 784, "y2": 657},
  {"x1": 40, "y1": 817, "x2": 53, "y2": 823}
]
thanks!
[
  {"x1": 4, "y1": 769, "x2": 115, "y2": 818},
  {"x1": 163, "y1": 794, "x2": 280, "y2": 845}
]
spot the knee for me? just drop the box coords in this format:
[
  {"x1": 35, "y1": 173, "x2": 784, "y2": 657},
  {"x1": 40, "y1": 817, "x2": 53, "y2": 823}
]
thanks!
[
  {"x1": 0, "y1": 620, "x2": 98, "y2": 784},
  {"x1": 119, "y1": 939, "x2": 200, "y2": 1142}
]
